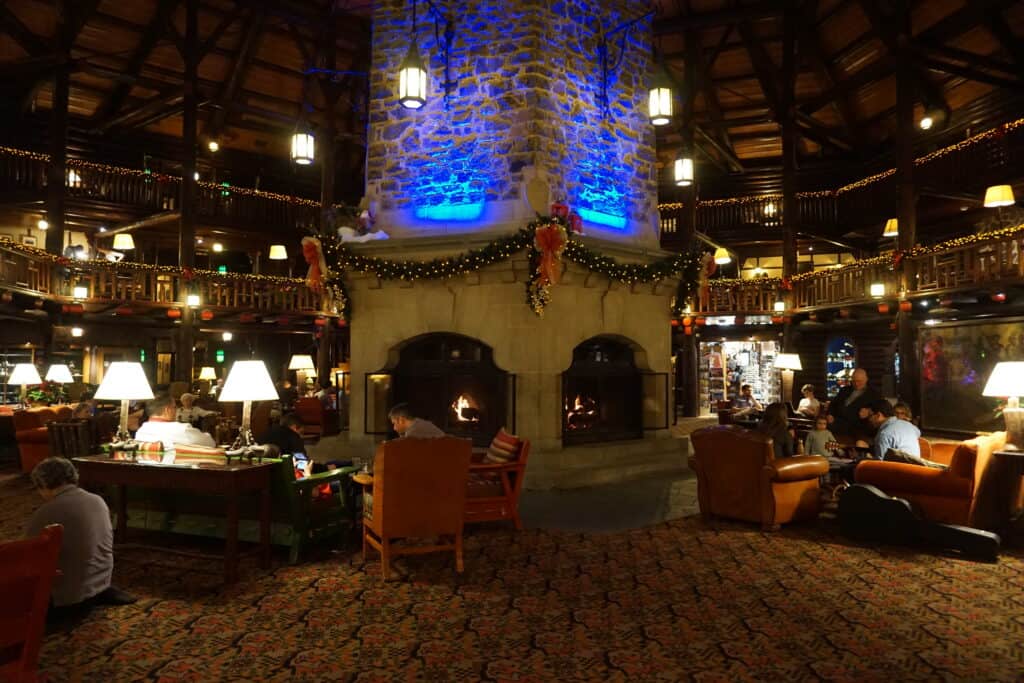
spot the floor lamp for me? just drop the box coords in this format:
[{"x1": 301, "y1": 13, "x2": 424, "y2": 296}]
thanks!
[{"x1": 775, "y1": 353, "x2": 802, "y2": 409}]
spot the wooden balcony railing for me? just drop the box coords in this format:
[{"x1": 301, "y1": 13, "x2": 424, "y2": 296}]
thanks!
[
  {"x1": 0, "y1": 147, "x2": 337, "y2": 232},
  {"x1": 0, "y1": 238, "x2": 326, "y2": 316},
  {"x1": 700, "y1": 224, "x2": 1024, "y2": 314}
]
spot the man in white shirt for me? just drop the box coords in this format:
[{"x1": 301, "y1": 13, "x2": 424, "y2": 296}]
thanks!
[
  {"x1": 175, "y1": 392, "x2": 217, "y2": 425},
  {"x1": 136, "y1": 396, "x2": 216, "y2": 450}
]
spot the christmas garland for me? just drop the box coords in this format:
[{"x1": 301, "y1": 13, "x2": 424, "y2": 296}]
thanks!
[{"x1": 322, "y1": 214, "x2": 703, "y2": 318}]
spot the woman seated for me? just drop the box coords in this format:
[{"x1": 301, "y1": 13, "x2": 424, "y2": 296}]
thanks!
[
  {"x1": 757, "y1": 402, "x2": 796, "y2": 459},
  {"x1": 796, "y1": 384, "x2": 820, "y2": 418}
]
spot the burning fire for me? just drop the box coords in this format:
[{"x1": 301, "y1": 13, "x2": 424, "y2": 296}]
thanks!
[
  {"x1": 452, "y1": 394, "x2": 480, "y2": 423},
  {"x1": 565, "y1": 394, "x2": 598, "y2": 430}
]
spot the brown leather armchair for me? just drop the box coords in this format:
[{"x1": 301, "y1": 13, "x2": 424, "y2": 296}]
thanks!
[
  {"x1": 13, "y1": 407, "x2": 66, "y2": 473},
  {"x1": 689, "y1": 424, "x2": 829, "y2": 530},
  {"x1": 293, "y1": 397, "x2": 339, "y2": 440},
  {"x1": 359, "y1": 436, "x2": 472, "y2": 578},
  {"x1": 855, "y1": 431, "x2": 1006, "y2": 529}
]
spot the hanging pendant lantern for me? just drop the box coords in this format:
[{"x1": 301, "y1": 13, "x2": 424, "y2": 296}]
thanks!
[
  {"x1": 648, "y1": 69, "x2": 673, "y2": 126},
  {"x1": 398, "y1": 42, "x2": 428, "y2": 109},
  {"x1": 674, "y1": 157, "x2": 694, "y2": 187},
  {"x1": 291, "y1": 132, "x2": 315, "y2": 165}
]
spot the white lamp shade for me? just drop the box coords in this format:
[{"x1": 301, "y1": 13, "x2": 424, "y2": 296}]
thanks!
[
  {"x1": 95, "y1": 362, "x2": 154, "y2": 401},
  {"x1": 983, "y1": 185, "x2": 1015, "y2": 208},
  {"x1": 198, "y1": 366, "x2": 217, "y2": 381},
  {"x1": 713, "y1": 247, "x2": 731, "y2": 265},
  {"x1": 186, "y1": 294, "x2": 201, "y2": 307},
  {"x1": 73, "y1": 285, "x2": 88, "y2": 299},
  {"x1": 775, "y1": 353, "x2": 803, "y2": 371},
  {"x1": 883, "y1": 218, "x2": 899, "y2": 237},
  {"x1": 45, "y1": 364, "x2": 74, "y2": 383},
  {"x1": 982, "y1": 362, "x2": 1024, "y2": 397},
  {"x1": 291, "y1": 132, "x2": 315, "y2": 165},
  {"x1": 870, "y1": 282, "x2": 885, "y2": 298},
  {"x1": 268, "y1": 244, "x2": 288, "y2": 260},
  {"x1": 288, "y1": 354, "x2": 316, "y2": 371},
  {"x1": 8, "y1": 363, "x2": 42, "y2": 385},
  {"x1": 773, "y1": 300, "x2": 785, "y2": 312},
  {"x1": 112, "y1": 234, "x2": 135, "y2": 250},
  {"x1": 218, "y1": 360, "x2": 279, "y2": 402},
  {"x1": 674, "y1": 157, "x2": 694, "y2": 187}
]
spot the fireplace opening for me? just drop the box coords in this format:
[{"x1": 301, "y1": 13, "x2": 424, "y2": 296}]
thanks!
[
  {"x1": 383, "y1": 334, "x2": 511, "y2": 447},
  {"x1": 562, "y1": 336, "x2": 643, "y2": 446}
]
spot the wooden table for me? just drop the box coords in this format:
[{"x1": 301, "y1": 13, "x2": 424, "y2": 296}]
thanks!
[
  {"x1": 73, "y1": 455, "x2": 273, "y2": 584},
  {"x1": 993, "y1": 450, "x2": 1024, "y2": 544}
]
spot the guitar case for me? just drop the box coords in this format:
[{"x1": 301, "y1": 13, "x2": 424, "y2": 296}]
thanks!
[{"x1": 838, "y1": 484, "x2": 1001, "y2": 561}]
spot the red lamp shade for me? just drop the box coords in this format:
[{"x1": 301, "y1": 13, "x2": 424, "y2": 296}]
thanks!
[
  {"x1": 200, "y1": 310, "x2": 214, "y2": 321},
  {"x1": 735, "y1": 315, "x2": 746, "y2": 325},
  {"x1": 550, "y1": 203, "x2": 569, "y2": 218},
  {"x1": 877, "y1": 303, "x2": 890, "y2": 314},
  {"x1": 670, "y1": 319, "x2": 680, "y2": 327},
  {"x1": 167, "y1": 308, "x2": 182, "y2": 319},
  {"x1": 314, "y1": 317, "x2": 327, "y2": 327},
  {"x1": 899, "y1": 300, "x2": 912, "y2": 312},
  {"x1": 681, "y1": 316, "x2": 692, "y2": 327},
  {"x1": 771, "y1": 315, "x2": 783, "y2": 324},
  {"x1": 336, "y1": 318, "x2": 348, "y2": 328},
  {"x1": 684, "y1": 326, "x2": 694, "y2": 336}
]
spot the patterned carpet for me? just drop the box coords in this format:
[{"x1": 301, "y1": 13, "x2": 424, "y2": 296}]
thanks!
[{"x1": 3, "y1": 473, "x2": 1024, "y2": 682}]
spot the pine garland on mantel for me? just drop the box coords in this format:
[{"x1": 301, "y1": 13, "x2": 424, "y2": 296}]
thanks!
[{"x1": 320, "y1": 215, "x2": 703, "y2": 318}]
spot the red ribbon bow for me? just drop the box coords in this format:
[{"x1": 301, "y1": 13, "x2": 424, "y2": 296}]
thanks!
[{"x1": 535, "y1": 224, "x2": 567, "y2": 286}]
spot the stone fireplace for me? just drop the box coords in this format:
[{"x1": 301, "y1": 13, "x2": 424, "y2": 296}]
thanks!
[{"x1": 345, "y1": 0, "x2": 686, "y2": 487}]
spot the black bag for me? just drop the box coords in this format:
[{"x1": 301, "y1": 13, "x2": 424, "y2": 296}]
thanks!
[{"x1": 838, "y1": 483, "x2": 1001, "y2": 561}]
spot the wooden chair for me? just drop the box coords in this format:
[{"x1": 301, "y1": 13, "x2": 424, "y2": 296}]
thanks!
[
  {"x1": 47, "y1": 420, "x2": 93, "y2": 458},
  {"x1": 465, "y1": 439, "x2": 531, "y2": 530},
  {"x1": 0, "y1": 525, "x2": 62, "y2": 683},
  {"x1": 357, "y1": 437, "x2": 472, "y2": 579},
  {"x1": 273, "y1": 453, "x2": 360, "y2": 564}
]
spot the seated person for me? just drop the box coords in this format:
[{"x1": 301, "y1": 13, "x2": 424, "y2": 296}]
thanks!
[
  {"x1": 797, "y1": 384, "x2": 821, "y2": 418},
  {"x1": 860, "y1": 399, "x2": 944, "y2": 469},
  {"x1": 26, "y1": 458, "x2": 135, "y2": 621},
  {"x1": 72, "y1": 390, "x2": 96, "y2": 420},
  {"x1": 135, "y1": 396, "x2": 215, "y2": 449},
  {"x1": 804, "y1": 416, "x2": 837, "y2": 456},
  {"x1": 257, "y1": 413, "x2": 306, "y2": 455},
  {"x1": 388, "y1": 403, "x2": 445, "y2": 439},
  {"x1": 731, "y1": 384, "x2": 763, "y2": 418},
  {"x1": 756, "y1": 402, "x2": 795, "y2": 459},
  {"x1": 894, "y1": 401, "x2": 915, "y2": 423},
  {"x1": 175, "y1": 392, "x2": 217, "y2": 425},
  {"x1": 277, "y1": 380, "x2": 298, "y2": 411}
]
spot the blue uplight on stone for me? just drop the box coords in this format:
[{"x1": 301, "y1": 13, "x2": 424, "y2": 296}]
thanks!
[
  {"x1": 414, "y1": 202, "x2": 486, "y2": 221},
  {"x1": 577, "y1": 208, "x2": 627, "y2": 230}
]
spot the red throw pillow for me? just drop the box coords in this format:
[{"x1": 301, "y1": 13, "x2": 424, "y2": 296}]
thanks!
[{"x1": 484, "y1": 427, "x2": 522, "y2": 464}]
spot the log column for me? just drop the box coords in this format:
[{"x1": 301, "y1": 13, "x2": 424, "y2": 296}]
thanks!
[
  {"x1": 316, "y1": 24, "x2": 339, "y2": 383},
  {"x1": 175, "y1": 0, "x2": 198, "y2": 383},
  {"x1": 45, "y1": 0, "x2": 71, "y2": 256}
]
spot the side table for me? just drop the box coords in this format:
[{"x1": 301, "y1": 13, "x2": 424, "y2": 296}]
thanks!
[{"x1": 993, "y1": 450, "x2": 1024, "y2": 544}]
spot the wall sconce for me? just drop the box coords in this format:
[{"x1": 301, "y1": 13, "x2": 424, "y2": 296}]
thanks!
[
  {"x1": 870, "y1": 282, "x2": 885, "y2": 298},
  {"x1": 37, "y1": 218, "x2": 49, "y2": 231},
  {"x1": 773, "y1": 300, "x2": 785, "y2": 313},
  {"x1": 290, "y1": 131, "x2": 315, "y2": 165},
  {"x1": 66, "y1": 169, "x2": 82, "y2": 188},
  {"x1": 883, "y1": 217, "x2": 898, "y2": 237},
  {"x1": 207, "y1": 140, "x2": 220, "y2": 153},
  {"x1": 73, "y1": 284, "x2": 88, "y2": 300},
  {"x1": 222, "y1": 331, "x2": 233, "y2": 342},
  {"x1": 397, "y1": 0, "x2": 454, "y2": 110},
  {"x1": 674, "y1": 156, "x2": 694, "y2": 187},
  {"x1": 648, "y1": 64, "x2": 673, "y2": 126},
  {"x1": 598, "y1": 10, "x2": 655, "y2": 118}
]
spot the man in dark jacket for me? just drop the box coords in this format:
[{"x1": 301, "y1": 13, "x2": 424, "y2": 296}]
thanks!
[{"x1": 827, "y1": 368, "x2": 883, "y2": 439}]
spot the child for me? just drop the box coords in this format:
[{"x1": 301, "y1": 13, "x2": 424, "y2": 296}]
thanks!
[{"x1": 804, "y1": 416, "x2": 837, "y2": 457}]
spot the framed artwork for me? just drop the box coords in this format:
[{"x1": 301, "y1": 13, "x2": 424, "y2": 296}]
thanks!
[
  {"x1": 919, "y1": 318, "x2": 1024, "y2": 434},
  {"x1": 21, "y1": 234, "x2": 37, "y2": 246}
]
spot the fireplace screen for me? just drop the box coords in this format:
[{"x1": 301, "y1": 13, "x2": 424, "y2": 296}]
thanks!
[
  {"x1": 364, "y1": 334, "x2": 514, "y2": 447},
  {"x1": 562, "y1": 337, "x2": 644, "y2": 446}
]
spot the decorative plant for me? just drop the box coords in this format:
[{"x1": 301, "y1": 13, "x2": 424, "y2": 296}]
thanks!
[{"x1": 26, "y1": 381, "x2": 65, "y2": 405}]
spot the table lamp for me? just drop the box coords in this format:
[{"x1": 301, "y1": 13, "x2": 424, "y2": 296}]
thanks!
[
  {"x1": 983, "y1": 361, "x2": 1024, "y2": 450},
  {"x1": 95, "y1": 361, "x2": 154, "y2": 445},
  {"x1": 198, "y1": 366, "x2": 217, "y2": 381},
  {"x1": 45, "y1": 364, "x2": 74, "y2": 403},
  {"x1": 8, "y1": 363, "x2": 42, "y2": 408},
  {"x1": 775, "y1": 353, "x2": 803, "y2": 406},
  {"x1": 218, "y1": 360, "x2": 278, "y2": 454},
  {"x1": 288, "y1": 353, "x2": 317, "y2": 388}
]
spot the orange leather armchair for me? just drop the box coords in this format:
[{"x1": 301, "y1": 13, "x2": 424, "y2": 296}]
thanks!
[
  {"x1": 855, "y1": 431, "x2": 1006, "y2": 529},
  {"x1": 293, "y1": 397, "x2": 339, "y2": 439},
  {"x1": 689, "y1": 424, "x2": 829, "y2": 530},
  {"x1": 359, "y1": 436, "x2": 472, "y2": 579},
  {"x1": 13, "y1": 407, "x2": 66, "y2": 473}
]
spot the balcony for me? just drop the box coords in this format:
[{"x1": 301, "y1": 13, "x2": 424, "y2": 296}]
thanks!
[{"x1": 0, "y1": 237, "x2": 328, "y2": 318}]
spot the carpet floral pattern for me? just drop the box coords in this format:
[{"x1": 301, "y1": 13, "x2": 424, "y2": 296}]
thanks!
[{"x1": 2, "y1": 475, "x2": 1023, "y2": 681}]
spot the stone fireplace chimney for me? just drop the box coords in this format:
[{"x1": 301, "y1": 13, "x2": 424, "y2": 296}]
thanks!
[{"x1": 345, "y1": 0, "x2": 685, "y2": 487}]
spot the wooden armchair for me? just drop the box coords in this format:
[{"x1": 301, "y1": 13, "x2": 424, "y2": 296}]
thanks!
[
  {"x1": 0, "y1": 525, "x2": 62, "y2": 683},
  {"x1": 274, "y1": 453, "x2": 360, "y2": 563},
  {"x1": 465, "y1": 439, "x2": 531, "y2": 530},
  {"x1": 357, "y1": 437, "x2": 472, "y2": 579},
  {"x1": 689, "y1": 424, "x2": 829, "y2": 530}
]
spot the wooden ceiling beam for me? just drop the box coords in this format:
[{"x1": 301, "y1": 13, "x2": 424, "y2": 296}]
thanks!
[
  {"x1": 653, "y1": 1, "x2": 783, "y2": 34},
  {"x1": 982, "y1": 15, "x2": 1024, "y2": 79},
  {"x1": 92, "y1": 0, "x2": 182, "y2": 131},
  {"x1": 199, "y1": 3, "x2": 244, "y2": 58},
  {"x1": 798, "y1": 0, "x2": 862, "y2": 139},
  {"x1": 915, "y1": 56, "x2": 1024, "y2": 92},
  {"x1": 208, "y1": 7, "x2": 267, "y2": 139},
  {"x1": 0, "y1": 5, "x2": 51, "y2": 56},
  {"x1": 95, "y1": 90, "x2": 185, "y2": 132}
]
